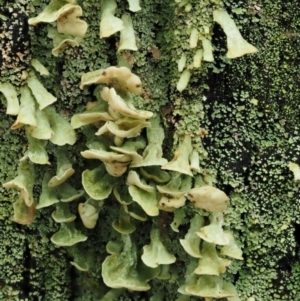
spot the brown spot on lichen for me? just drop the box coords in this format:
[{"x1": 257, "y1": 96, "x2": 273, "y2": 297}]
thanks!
[
  {"x1": 162, "y1": 103, "x2": 173, "y2": 118},
  {"x1": 122, "y1": 52, "x2": 135, "y2": 66},
  {"x1": 199, "y1": 128, "x2": 208, "y2": 138},
  {"x1": 149, "y1": 46, "x2": 161, "y2": 59}
]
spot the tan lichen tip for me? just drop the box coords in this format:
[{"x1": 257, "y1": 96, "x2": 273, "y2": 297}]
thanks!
[
  {"x1": 13, "y1": 197, "x2": 37, "y2": 225},
  {"x1": 80, "y1": 67, "x2": 142, "y2": 94},
  {"x1": 57, "y1": 6, "x2": 88, "y2": 38},
  {"x1": 117, "y1": 14, "x2": 138, "y2": 53},
  {"x1": 29, "y1": 2, "x2": 84, "y2": 27},
  {"x1": 48, "y1": 27, "x2": 81, "y2": 57},
  {"x1": 288, "y1": 162, "x2": 300, "y2": 182},
  {"x1": 101, "y1": 88, "x2": 153, "y2": 120},
  {"x1": 99, "y1": 0, "x2": 124, "y2": 38},
  {"x1": 30, "y1": 59, "x2": 50, "y2": 76},
  {"x1": 187, "y1": 186, "x2": 229, "y2": 212},
  {"x1": 48, "y1": 168, "x2": 75, "y2": 187},
  {"x1": 0, "y1": 82, "x2": 20, "y2": 115},
  {"x1": 213, "y1": 9, "x2": 258, "y2": 59},
  {"x1": 127, "y1": 0, "x2": 141, "y2": 12}
]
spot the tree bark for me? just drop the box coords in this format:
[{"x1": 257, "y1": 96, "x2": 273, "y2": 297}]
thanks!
[{"x1": 0, "y1": 1, "x2": 300, "y2": 300}]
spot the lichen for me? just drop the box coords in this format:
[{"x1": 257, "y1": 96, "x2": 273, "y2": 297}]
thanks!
[{"x1": 1, "y1": 0, "x2": 300, "y2": 300}]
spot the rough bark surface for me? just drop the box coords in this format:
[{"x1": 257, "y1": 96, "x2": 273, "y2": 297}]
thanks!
[{"x1": 0, "y1": 1, "x2": 300, "y2": 300}]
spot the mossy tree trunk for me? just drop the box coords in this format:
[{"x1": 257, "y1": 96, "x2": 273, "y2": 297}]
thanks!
[{"x1": 0, "y1": 0, "x2": 300, "y2": 300}]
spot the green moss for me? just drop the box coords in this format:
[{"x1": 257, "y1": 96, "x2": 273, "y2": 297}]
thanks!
[{"x1": 1, "y1": 0, "x2": 300, "y2": 300}]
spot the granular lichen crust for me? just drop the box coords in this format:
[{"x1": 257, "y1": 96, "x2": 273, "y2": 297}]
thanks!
[
  {"x1": 1, "y1": 0, "x2": 300, "y2": 300},
  {"x1": 0, "y1": 6, "x2": 31, "y2": 77}
]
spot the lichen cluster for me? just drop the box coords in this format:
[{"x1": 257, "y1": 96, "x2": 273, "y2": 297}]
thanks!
[{"x1": 1, "y1": 0, "x2": 300, "y2": 300}]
